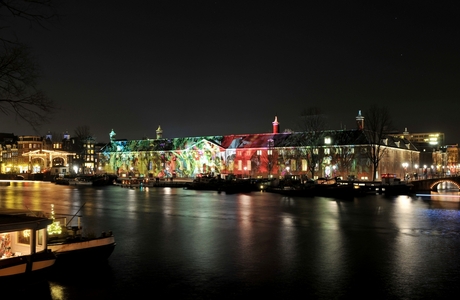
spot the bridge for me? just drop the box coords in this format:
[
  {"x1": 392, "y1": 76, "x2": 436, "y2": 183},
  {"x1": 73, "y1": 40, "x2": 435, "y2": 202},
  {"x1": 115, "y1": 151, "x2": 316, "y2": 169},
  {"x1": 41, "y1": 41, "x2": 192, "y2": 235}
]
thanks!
[{"x1": 410, "y1": 176, "x2": 460, "y2": 192}]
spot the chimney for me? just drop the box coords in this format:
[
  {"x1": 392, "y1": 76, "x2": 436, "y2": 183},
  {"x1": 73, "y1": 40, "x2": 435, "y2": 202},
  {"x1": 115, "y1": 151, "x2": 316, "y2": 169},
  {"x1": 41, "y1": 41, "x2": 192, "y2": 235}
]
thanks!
[
  {"x1": 156, "y1": 125, "x2": 163, "y2": 139},
  {"x1": 356, "y1": 110, "x2": 364, "y2": 130},
  {"x1": 272, "y1": 116, "x2": 279, "y2": 134}
]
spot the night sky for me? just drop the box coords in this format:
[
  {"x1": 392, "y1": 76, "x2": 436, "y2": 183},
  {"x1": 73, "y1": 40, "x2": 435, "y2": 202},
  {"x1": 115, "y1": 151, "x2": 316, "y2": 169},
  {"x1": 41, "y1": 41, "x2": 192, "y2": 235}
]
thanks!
[{"x1": 2, "y1": 1, "x2": 460, "y2": 144}]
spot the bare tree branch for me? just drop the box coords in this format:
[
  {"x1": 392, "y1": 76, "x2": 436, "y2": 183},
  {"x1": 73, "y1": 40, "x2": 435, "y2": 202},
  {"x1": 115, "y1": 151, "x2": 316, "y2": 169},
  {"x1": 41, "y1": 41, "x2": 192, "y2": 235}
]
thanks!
[
  {"x1": 74, "y1": 125, "x2": 93, "y2": 141},
  {"x1": 0, "y1": 0, "x2": 57, "y2": 27},
  {"x1": 0, "y1": 0, "x2": 58, "y2": 130},
  {"x1": 294, "y1": 106, "x2": 328, "y2": 179},
  {"x1": 363, "y1": 104, "x2": 394, "y2": 181},
  {"x1": 0, "y1": 43, "x2": 55, "y2": 129}
]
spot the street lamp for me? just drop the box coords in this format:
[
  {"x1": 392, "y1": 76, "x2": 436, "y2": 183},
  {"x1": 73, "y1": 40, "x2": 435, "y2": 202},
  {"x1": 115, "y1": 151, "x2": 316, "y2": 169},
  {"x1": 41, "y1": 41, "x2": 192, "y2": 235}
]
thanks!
[{"x1": 402, "y1": 162, "x2": 408, "y2": 180}]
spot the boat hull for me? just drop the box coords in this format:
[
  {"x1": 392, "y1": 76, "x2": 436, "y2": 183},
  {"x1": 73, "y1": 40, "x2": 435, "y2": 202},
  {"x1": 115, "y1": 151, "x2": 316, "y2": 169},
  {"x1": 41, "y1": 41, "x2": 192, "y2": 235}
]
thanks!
[
  {"x1": 0, "y1": 250, "x2": 56, "y2": 278},
  {"x1": 49, "y1": 236, "x2": 116, "y2": 264}
]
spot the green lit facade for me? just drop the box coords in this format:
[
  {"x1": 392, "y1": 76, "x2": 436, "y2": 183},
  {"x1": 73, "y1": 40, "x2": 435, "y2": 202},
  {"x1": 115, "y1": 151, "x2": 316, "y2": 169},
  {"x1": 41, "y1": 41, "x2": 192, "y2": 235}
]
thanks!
[{"x1": 98, "y1": 129, "x2": 419, "y2": 180}]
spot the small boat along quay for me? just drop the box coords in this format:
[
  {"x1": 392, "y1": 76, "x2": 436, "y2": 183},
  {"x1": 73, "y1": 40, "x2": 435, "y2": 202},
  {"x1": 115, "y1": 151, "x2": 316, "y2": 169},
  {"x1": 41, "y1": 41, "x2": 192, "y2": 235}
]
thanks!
[
  {"x1": 115, "y1": 177, "x2": 192, "y2": 188},
  {"x1": 110, "y1": 174, "x2": 455, "y2": 197},
  {"x1": 4, "y1": 173, "x2": 457, "y2": 197}
]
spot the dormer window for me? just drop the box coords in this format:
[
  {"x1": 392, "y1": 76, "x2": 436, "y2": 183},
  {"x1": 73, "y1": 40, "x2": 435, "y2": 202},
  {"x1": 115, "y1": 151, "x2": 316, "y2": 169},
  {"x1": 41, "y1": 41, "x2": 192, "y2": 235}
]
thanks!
[{"x1": 324, "y1": 137, "x2": 331, "y2": 144}]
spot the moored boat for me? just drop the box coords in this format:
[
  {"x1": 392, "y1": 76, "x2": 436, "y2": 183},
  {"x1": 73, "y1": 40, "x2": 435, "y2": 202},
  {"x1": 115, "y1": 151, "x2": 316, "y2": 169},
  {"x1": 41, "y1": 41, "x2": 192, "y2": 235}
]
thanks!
[
  {"x1": 185, "y1": 175, "x2": 223, "y2": 191},
  {"x1": 68, "y1": 176, "x2": 93, "y2": 186},
  {"x1": 267, "y1": 185, "x2": 316, "y2": 197},
  {"x1": 0, "y1": 209, "x2": 56, "y2": 279},
  {"x1": 220, "y1": 179, "x2": 257, "y2": 194},
  {"x1": 380, "y1": 173, "x2": 414, "y2": 196},
  {"x1": 47, "y1": 207, "x2": 116, "y2": 265},
  {"x1": 48, "y1": 231, "x2": 116, "y2": 264},
  {"x1": 312, "y1": 177, "x2": 366, "y2": 199},
  {"x1": 92, "y1": 174, "x2": 118, "y2": 186}
]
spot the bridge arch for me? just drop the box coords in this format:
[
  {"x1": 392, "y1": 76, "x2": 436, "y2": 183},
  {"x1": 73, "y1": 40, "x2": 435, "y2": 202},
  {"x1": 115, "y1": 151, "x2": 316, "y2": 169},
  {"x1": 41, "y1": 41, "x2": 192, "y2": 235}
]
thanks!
[{"x1": 429, "y1": 179, "x2": 460, "y2": 191}]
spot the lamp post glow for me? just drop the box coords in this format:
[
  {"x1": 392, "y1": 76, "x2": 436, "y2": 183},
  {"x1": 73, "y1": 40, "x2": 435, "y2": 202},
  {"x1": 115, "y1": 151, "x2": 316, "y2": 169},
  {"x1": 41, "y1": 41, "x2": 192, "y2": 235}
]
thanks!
[{"x1": 402, "y1": 162, "x2": 408, "y2": 180}]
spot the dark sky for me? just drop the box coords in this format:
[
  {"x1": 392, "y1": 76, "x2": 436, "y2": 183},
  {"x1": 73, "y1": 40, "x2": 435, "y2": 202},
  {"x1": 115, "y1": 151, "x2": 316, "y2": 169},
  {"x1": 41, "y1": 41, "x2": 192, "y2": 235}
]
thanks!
[{"x1": 2, "y1": 1, "x2": 460, "y2": 144}]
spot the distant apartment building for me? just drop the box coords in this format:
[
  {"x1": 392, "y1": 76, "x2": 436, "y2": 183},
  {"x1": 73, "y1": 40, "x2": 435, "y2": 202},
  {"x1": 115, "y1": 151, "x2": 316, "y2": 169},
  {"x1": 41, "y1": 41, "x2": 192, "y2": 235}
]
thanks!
[{"x1": 393, "y1": 128, "x2": 458, "y2": 175}]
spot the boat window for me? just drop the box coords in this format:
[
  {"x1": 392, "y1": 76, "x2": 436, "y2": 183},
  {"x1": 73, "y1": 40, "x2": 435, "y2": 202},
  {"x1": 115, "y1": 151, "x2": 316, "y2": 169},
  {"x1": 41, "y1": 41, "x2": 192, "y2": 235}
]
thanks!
[
  {"x1": 38, "y1": 229, "x2": 43, "y2": 246},
  {"x1": 17, "y1": 230, "x2": 31, "y2": 245}
]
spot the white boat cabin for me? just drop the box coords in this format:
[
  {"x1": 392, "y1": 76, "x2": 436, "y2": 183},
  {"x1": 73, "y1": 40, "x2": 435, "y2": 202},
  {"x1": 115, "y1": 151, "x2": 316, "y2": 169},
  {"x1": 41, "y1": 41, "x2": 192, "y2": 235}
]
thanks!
[{"x1": 0, "y1": 210, "x2": 51, "y2": 260}]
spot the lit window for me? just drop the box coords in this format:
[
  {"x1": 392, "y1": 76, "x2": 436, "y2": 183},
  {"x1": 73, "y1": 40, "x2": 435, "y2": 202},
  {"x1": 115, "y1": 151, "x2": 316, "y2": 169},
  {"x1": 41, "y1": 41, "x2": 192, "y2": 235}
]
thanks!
[
  {"x1": 302, "y1": 159, "x2": 308, "y2": 171},
  {"x1": 324, "y1": 137, "x2": 331, "y2": 144},
  {"x1": 290, "y1": 160, "x2": 296, "y2": 171},
  {"x1": 18, "y1": 230, "x2": 31, "y2": 245},
  {"x1": 324, "y1": 148, "x2": 330, "y2": 154}
]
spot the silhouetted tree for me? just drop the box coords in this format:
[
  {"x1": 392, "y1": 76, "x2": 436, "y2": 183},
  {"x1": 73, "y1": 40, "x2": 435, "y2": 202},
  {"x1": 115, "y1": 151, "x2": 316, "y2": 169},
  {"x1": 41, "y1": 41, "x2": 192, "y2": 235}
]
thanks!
[
  {"x1": 0, "y1": 1, "x2": 57, "y2": 130},
  {"x1": 74, "y1": 125, "x2": 92, "y2": 141},
  {"x1": 362, "y1": 104, "x2": 394, "y2": 181},
  {"x1": 294, "y1": 107, "x2": 328, "y2": 179},
  {"x1": 332, "y1": 130, "x2": 358, "y2": 179}
]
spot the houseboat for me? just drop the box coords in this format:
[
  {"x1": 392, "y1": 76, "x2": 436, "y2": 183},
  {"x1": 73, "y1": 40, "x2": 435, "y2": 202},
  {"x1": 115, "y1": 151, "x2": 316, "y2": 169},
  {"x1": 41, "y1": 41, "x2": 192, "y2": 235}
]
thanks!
[
  {"x1": 0, "y1": 209, "x2": 56, "y2": 279},
  {"x1": 47, "y1": 212, "x2": 116, "y2": 265}
]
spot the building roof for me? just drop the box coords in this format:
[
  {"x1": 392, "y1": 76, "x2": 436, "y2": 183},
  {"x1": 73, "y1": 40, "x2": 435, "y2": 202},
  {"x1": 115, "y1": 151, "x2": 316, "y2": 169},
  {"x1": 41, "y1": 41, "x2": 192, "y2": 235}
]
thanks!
[{"x1": 101, "y1": 129, "x2": 418, "y2": 153}]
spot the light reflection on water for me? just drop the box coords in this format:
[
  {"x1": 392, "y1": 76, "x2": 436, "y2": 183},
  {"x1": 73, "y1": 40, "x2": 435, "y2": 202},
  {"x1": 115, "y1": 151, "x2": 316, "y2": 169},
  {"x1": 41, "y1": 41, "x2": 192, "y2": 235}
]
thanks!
[{"x1": 1, "y1": 182, "x2": 460, "y2": 299}]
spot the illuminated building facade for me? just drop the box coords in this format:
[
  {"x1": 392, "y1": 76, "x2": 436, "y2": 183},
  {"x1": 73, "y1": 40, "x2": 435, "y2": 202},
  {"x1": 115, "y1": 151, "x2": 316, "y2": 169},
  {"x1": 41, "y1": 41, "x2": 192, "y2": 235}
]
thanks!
[
  {"x1": 394, "y1": 128, "x2": 459, "y2": 176},
  {"x1": 0, "y1": 133, "x2": 75, "y2": 177},
  {"x1": 1, "y1": 114, "x2": 427, "y2": 181},
  {"x1": 99, "y1": 115, "x2": 420, "y2": 181}
]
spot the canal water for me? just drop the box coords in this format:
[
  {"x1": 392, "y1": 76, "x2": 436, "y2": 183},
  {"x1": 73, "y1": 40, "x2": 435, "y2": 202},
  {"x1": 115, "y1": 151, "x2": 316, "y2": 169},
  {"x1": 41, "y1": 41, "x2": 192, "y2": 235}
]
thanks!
[{"x1": 1, "y1": 181, "x2": 460, "y2": 299}]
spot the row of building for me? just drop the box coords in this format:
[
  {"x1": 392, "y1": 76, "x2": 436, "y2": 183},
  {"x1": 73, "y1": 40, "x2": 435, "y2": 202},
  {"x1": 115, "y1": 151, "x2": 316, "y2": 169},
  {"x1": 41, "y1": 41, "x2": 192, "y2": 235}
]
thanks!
[{"x1": 1, "y1": 112, "x2": 458, "y2": 181}]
